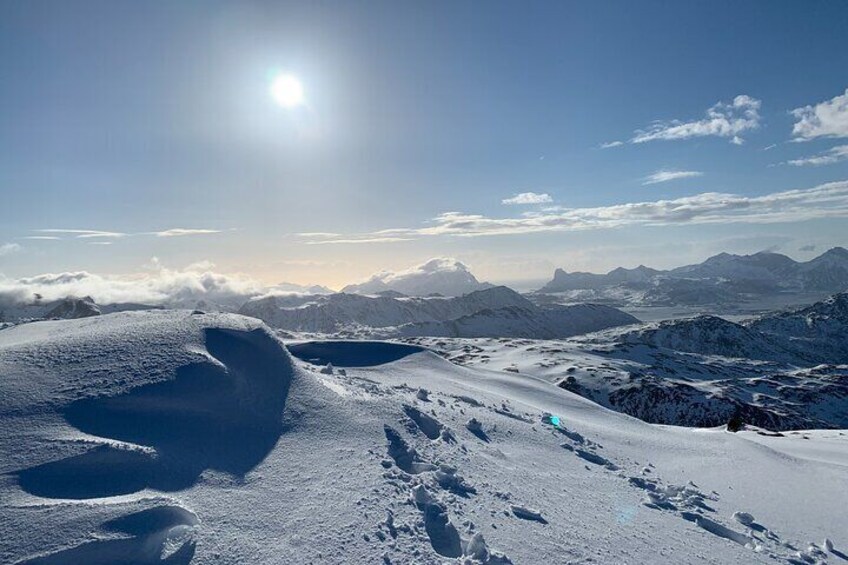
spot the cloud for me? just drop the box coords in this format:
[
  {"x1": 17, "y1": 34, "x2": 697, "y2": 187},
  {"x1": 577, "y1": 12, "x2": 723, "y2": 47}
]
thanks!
[
  {"x1": 502, "y1": 192, "x2": 553, "y2": 205},
  {"x1": 799, "y1": 244, "x2": 817, "y2": 252},
  {"x1": 629, "y1": 95, "x2": 761, "y2": 145},
  {"x1": 0, "y1": 262, "x2": 264, "y2": 308},
  {"x1": 600, "y1": 141, "x2": 624, "y2": 149},
  {"x1": 791, "y1": 88, "x2": 848, "y2": 141},
  {"x1": 153, "y1": 228, "x2": 222, "y2": 237},
  {"x1": 642, "y1": 170, "x2": 704, "y2": 185},
  {"x1": 786, "y1": 144, "x2": 848, "y2": 167},
  {"x1": 0, "y1": 243, "x2": 22, "y2": 256},
  {"x1": 298, "y1": 180, "x2": 848, "y2": 244},
  {"x1": 27, "y1": 228, "x2": 224, "y2": 241},
  {"x1": 36, "y1": 229, "x2": 127, "y2": 239}
]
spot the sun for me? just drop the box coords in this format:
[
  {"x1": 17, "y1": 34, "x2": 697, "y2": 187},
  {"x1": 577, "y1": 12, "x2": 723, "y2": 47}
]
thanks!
[{"x1": 270, "y1": 74, "x2": 304, "y2": 108}]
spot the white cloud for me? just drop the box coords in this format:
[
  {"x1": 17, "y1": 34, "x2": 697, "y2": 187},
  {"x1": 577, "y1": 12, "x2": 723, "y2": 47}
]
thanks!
[
  {"x1": 0, "y1": 243, "x2": 22, "y2": 256},
  {"x1": 298, "y1": 180, "x2": 848, "y2": 244},
  {"x1": 791, "y1": 88, "x2": 848, "y2": 141},
  {"x1": 630, "y1": 95, "x2": 761, "y2": 145},
  {"x1": 153, "y1": 228, "x2": 222, "y2": 237},
  {"x1": 502, "y1": 192, "x2": 553, "y2": 205},
  {"x1": 0, "y1": 262, "x2": 264, "y2": 308},
  {"x1": 642, "y1": 170, "x2": 704, "y2": 185},
  {"x1": 787, "y1": 145, "x2": 848, "y2": 167},
  {"x1": 36, "y1": 229, "x2": 127, "y2": 239},
  {"x1": 27, "y1": 228, "x2": 224, "y2": 241},
  {"x1": 600, "y1": 141, "x2": 624, "y2": 149}
]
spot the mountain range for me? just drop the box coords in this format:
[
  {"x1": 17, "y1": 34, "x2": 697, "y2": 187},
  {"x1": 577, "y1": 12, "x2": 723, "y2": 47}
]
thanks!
[
  {"x1": 538, "y1": 247, "x2": 848, "y2": 301},
  {"x1": 240, "y1": 285, "x2": 638, "y2": 339}
]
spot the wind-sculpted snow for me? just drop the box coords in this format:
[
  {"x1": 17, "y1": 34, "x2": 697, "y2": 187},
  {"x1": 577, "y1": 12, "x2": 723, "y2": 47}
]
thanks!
[
  {"x1": 2, "y1": 314, "x2": 847, "y2": 563},
  {"x1": 17, "y1": 327, "x2": 292, "y2": 499}
]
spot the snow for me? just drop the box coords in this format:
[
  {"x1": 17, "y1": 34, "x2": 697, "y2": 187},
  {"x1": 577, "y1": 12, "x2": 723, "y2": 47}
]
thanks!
[{"x1": 1, "y1": 310, "x2": 846, "y2": 563}]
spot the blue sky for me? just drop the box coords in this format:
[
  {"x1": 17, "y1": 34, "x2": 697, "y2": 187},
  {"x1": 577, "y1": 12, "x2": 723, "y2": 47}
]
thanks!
[{"x1": 2, "y1": 0, "x2": 848, "y2": 287}]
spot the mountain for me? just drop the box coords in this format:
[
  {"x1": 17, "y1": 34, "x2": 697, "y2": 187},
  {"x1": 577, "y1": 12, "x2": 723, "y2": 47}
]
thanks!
[
  {"x1": 796, "y1": 247, "x2": 848, "y2": 291},
  {"x1": 2, "y1": 311, "x2": 845, "y2": 563},
  {"x1": 746, "y1": 292, "x2": 848, "y2": 363},
  {"x1": 271, "y1": 282, "x2": 335, "y2": 294},
  {"x1": 539, "y1": 265, "x2": 661, "y2": 292},
  {"x1": 342, "y1": 258, "x2": 493, "y2": 297},
  {"x1": 670, "y1": 251, "x2": 798, "y2": 282},
  {"x1": 536, "y1": 247, "x2": 848, "y2": 305},
  {"x1": 0, "y1": 295, "x2": 102, "y2": 322},
  {"x1": 604, "y1": 315, "x2": 793, "y2": 361},
  {"x1": 409, "y1": 291, "x2": 848, "y2": 431},
  {"x1": 43, "y1": 296, "x2": 101, "y2": 319},
  {"x1": 240, "y1": 285, "x2": 638, "y2": 339},
  {"x1": 390, "y1": 303, "x2": 639, "y2": 340}
]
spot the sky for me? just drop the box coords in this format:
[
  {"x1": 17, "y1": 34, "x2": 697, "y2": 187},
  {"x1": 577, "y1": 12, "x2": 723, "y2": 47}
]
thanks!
[{"x1": 2, "y1": 0, "x2": 848, "y2": 289}]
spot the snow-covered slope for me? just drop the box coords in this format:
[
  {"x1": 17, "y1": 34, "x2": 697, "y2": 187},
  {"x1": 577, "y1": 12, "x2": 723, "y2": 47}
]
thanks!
[
  {"x1": 239, "y1": 286, "x2": 638, "y2": 339},
  {"x1": 342, "y1": 258, "x2": 493, "y2": 297},
  {"x1": 2, "y1": 312, "x2": 846, "y2": 563}
]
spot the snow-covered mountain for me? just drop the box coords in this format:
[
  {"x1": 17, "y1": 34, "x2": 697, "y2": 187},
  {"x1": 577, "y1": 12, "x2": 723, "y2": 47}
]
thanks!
[
  {"x1": 746, "y1": 292, "x2": 848, "y2": 363},
  {"x1": 405, "y1": 291, "x2": 848, "y2": 431},
  {"x1": 269, "y1": 281, "x2": 335, "y2": 295},
  {"x1": 537, "y1": 248, "x2": 848, "y2": 306},
  {"x1": 240, "y1": 285, "x2": 638, "y2": 339},
  {"x1": 539, "y1": 265, "x2": 661, "y2": 291},
  {"x1": 342, "y1": 258, "x2": 493, "y2": 297},
  {"x1": 0, "y1": 295, "x2": 103, "y2": 322},
  {"x1": 2, "y1": 311, "x2": 845, "y2": 563},
  {"x1": 390, "y1": 303, "x2": 639, "y2": 340}
]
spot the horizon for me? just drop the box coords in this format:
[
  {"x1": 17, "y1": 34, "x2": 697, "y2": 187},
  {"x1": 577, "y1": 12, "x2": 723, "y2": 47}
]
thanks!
[{"x1": 2, "y1": 1, "x2": 848, "y2": 289}]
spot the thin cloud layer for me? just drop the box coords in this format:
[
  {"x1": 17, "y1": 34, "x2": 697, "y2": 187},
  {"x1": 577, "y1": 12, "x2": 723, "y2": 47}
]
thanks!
[
  {"x1": 298, "y1": 180, "x2": 848, "y2": 244},
  {"x1": 787, "y1": 145, "x2": 848, "y2": 167},
  {"x1": 642, "y1": 170, "x2": 704, "y2": 185},
  {"x1": 502, "y1": 192, "x2": 553, "y2": 205},
  {"x1": 30, "y1": 228, "x2": 223, "y2": 241},
  {"x1": 630, "y1": 95, "x2": 761, "y2": 145},
  {"x1": 791, "y1": 88, "x2": 848, "y2": 141}
]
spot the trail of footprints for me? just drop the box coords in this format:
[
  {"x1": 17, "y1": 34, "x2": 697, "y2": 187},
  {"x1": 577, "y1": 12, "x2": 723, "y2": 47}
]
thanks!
[
  {"x1": 545, "y1": 414, "x2": 839, "y2": 565},
  {"x1": 378, "y1": 398, "x2": 513, "y2": 564},
  {"x1": 375, "y1": 381, "x2": 839, "y2": 565}
]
